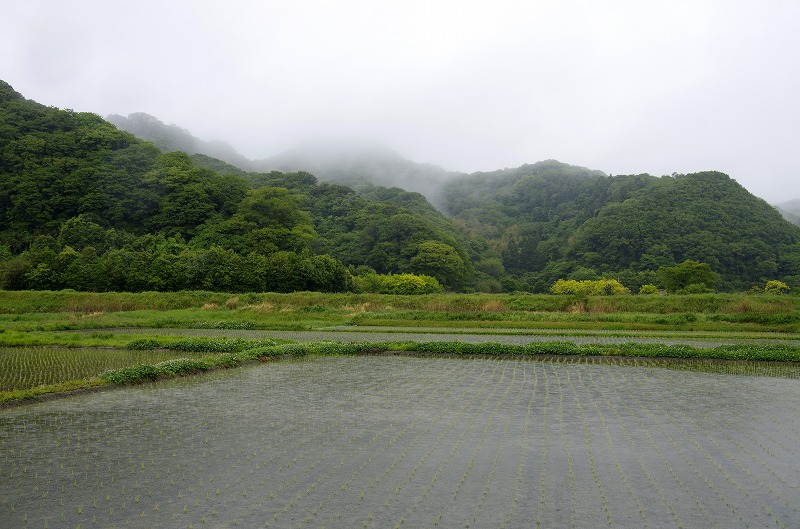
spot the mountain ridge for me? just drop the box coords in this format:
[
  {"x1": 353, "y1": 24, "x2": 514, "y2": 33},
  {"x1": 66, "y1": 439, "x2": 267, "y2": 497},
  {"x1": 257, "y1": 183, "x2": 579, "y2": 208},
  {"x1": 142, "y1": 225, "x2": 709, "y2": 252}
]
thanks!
[{"x1": 1, "y1": 82, "x2": 797, "y2": 293}]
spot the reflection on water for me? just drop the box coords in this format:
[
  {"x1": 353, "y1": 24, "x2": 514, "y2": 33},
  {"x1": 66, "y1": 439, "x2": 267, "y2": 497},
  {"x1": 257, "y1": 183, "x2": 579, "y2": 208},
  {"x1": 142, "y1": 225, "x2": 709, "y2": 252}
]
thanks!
[{"x1": 1, "y1": 356, "x2": 798, "y2": 529}]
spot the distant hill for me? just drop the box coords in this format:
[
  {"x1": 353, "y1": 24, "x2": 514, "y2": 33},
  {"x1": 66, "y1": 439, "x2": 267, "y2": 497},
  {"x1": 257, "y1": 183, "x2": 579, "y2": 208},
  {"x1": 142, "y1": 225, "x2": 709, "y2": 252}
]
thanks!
[
  {"x1": 99, "y1": 101, "x2": 800, "y2": 292},
  {"x1": 776, "y1": 199, "x2": 800, "y2": 226},
  {"x1": 441, "y1": 162, "x2": 800, "y2": 291},
  {"x1": 0, "y1": 81, "x2": 492, "y2": 292},
  {"x1": 108, "y1": 114, "x2": 457, "y2": 209},
  {"x1": 106, "y1": 113, "x2": 254, "y2": 170},
  {"x1": 251, "y1": 142, "x2": 458, "y2": 209}
]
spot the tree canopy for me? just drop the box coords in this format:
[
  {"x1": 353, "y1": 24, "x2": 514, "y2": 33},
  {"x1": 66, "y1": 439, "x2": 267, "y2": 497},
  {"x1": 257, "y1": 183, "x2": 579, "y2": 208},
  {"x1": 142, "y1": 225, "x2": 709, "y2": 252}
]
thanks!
[{"x1": 3, "y1": 80, "x2": 799, "y2": 294}]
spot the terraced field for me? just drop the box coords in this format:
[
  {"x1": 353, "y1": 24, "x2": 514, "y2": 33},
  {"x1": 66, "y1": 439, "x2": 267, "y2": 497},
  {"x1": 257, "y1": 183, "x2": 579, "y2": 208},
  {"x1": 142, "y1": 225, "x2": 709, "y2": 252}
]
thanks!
[
  {"x1": 2, "y1": 355, "x2": 798, "y2": 529},
  {"x1": 0, "y1": 347, "x2": 216, "y2": 391},
  {"x1": 69, "y1": 326, "x2": 800, "y2": 348}
]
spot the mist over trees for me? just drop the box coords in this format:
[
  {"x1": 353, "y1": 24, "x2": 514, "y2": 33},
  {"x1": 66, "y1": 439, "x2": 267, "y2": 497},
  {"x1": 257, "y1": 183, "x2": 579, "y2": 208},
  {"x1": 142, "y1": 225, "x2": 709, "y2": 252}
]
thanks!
[
  {"x1": 3, "y1": 80, "x2": 800, "y2": 294},
  {"x1": 0, "y1": 81, "x2": 479, "y2": 293},
  {"x1": 776, "y1": 199, "x2": 800, "y2": 227},
  {"x1": 106, "y1": 113, "x2": 253, "y2": 171}
]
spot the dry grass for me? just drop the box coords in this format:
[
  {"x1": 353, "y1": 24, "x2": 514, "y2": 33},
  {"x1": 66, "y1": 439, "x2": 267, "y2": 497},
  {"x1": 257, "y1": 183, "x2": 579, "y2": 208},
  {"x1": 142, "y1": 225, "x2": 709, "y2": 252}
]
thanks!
[
  {"x1": 224, "y1": 297, "x2": 239, "y2": 310},
  {"x1": 343, "y1": 302, "x2": 373, "y2": 316},
  {"x1": 587, "y1": 300, "x2": 615, "y2": 313},
  {"x1": 722, "y1": 297, "x2": 789, "y2": 314},
  {"x1": 69, "y1": 311, "x2": 106, "y2": 319},
  {"x1": 245, "y1": 303, "x2": 274, "y2": 313},
  {"x1": 567, "y1": 300, "x2": 587, "y2": 313},
  {"x1": 481, "y1": 299, "x2": 507, "y2": 312},
  {"x1": 202, "y1": 303, "x2": 219, "y2": 310}
]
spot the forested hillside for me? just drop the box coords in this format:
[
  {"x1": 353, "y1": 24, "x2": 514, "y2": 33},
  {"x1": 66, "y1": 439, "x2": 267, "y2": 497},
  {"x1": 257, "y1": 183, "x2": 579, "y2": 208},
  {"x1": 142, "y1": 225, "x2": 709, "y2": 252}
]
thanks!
[
  {"x1": 0, "y1": 81, "x2": 489, "y2": 293},
  {"x1": 253, "y1": 142, "x2": 456, "y2": 209},
  {"x1": 108, "y1": 114, "x2": 457, "y2": 209},
  {"x1": 441, "y1": 161, "x2": 800, "y2": 291},
  {"x1": 4, "y1": 80, "x2": 799, "y2": 294},
  {"x1": 106, "y1": 113, "x2": 253, "y2": 171}
]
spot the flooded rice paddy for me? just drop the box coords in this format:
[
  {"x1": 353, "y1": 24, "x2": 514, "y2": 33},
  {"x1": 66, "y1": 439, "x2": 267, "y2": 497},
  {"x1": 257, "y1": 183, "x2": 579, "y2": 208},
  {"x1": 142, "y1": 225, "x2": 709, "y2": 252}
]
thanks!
[{"x1": 1, "y1": 355, "x2": 799, "y2": 528}]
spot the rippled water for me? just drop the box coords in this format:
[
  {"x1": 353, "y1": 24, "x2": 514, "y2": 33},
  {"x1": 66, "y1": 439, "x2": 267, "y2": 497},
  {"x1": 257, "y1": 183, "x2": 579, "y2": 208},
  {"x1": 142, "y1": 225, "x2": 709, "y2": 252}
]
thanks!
[{"x1": 1, "y1": 356, "x2": 798, "y2": 528}]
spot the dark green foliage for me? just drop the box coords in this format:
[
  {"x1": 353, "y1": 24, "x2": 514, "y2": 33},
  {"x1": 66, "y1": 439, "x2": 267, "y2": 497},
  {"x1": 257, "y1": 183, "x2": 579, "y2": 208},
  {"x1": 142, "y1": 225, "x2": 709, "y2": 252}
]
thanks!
[
  {"x1": 657, "y1": 260, "x2": 719, "y2": 292},
  {"x1": 569, "y1": 172, "x2": 800, "y2": 290},
  {"x1": 126, "y1": 336, "x2": 275, "y2": 353},
  {"x1": 443, "y1": 162, "x2": 800, "y2": 291},
  {"x1": 244, "y1": 171, "x2": 489, "y2": 289},
  {"x1": 0, "y1": 82, "x2": 356, "y2": 293},
  {"x1": 99, "y1": 363, "x2": 161, "y2": 384},
  {"x1": 5, "y1": 80, "x2": 798, "y2": 294}
]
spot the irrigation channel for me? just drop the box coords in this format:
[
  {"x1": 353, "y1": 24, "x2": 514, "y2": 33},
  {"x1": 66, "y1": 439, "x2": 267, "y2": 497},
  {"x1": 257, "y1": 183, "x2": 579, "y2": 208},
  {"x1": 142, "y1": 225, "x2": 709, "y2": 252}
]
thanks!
[{"x1": 1, "y1": 355, "x2": 799, "y2": 529}]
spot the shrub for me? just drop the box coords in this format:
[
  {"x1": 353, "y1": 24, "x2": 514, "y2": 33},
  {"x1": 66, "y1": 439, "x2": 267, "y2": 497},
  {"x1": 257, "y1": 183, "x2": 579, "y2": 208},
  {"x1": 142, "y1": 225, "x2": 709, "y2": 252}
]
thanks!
[
  {"x1": 638, "y1": 284, "x2": 659, "y2": 295},
  {"x1": 551, "y1": 278, "x2": 630, "y2": 296},
  {"x1": 355, "y1": 272, "x2": 442, "y2": 295},
  {"x1": 764, "y1": 280, "x2": 790, "y2": 295},
  {"x1": 99, "y1": 364, "x2": 160, "y2": 384}
]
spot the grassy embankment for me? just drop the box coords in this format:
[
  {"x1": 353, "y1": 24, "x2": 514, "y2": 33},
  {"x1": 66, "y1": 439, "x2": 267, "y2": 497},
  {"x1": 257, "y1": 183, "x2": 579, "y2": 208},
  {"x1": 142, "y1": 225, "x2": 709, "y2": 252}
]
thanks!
[
  {"x1": 1, "y1": 290, "x2": 798, "y2": 404},
  {"x1": 1, "y1": 289, "x2": 799, "y2": 333}
]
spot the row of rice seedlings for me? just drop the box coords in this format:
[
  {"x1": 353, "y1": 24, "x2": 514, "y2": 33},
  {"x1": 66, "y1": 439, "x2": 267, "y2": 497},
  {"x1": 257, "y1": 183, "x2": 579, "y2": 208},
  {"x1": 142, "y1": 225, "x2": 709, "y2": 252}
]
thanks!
[
  {"x1": 566, "y1": 368, "x2": 614, "y2": 527},
  {"x1": 749, "y1": 392, "x2": 800, "y2": 475},
  {"x1": 447, "y1": 360, "x2": 518, "y2": 529},
  {"x1": 609, "y1": 366, "x2": 775, "y2": 528},
  {"x1": 230, "y1": 356, "x2": 440, "y2": 527},
  {"x1": 437, "y1": 359, "x2": 520, "y2": 525},
  {"x1": 262, "y1": 357, "x2": 473, "y2": 528},
  {"x1": 224, "y1": 357, "x2": 400, "y2": 527},
  {"x1": 552, "y1": 368, "x2": 579, "y2": 529},
  {"x1": 647, "y1": 373, "x2": 800, "y2": 526},
  {"x1": 714, "y1": 399, "x2": 800, "y2": 508},
  {"x1": 348, "y1": 360, "x2": 479, "y2": 527},
  {"x1": 363, "y1": 359, "x2": 495, "y2": 526},
  {"x1": 582, "y1": 369, "x2": 651, "y2": 528},
  {"x1": 713, "y1": 406, "x2": 796, "y2": 508},
  {"x1": 579, "y1": 371, "x2": 648, "y2": 526},
  {"x1": 453, "y1": 361, "x2": 516, "y2": 499},
  {"x1": 388, "y1": 359, "x2": 504, "y2": 528},
  {"x1": 499, "y1": 361, "x2": 538, "y2": 528},
  {"x1": 327, "y1": 360, "x2": 471, "y2": 528},
  {"x1": 608, "y1": 367, "x2": 719, "y2": 528},
  {"x1": 358, "y1": 360, "x2": 487, "y2": 528},
  {"x1": 5, "y1": 408, "x2": 133, "y2": 526},
  {"x1": 179, "y1": 356, "x2": 384, "y2": 526},
  {"x1": 650, "y1": 379, "x2": 787, "y2": 525},
  {"x1": 466, "y1": 359, "x2": 527, "y2": 528}
]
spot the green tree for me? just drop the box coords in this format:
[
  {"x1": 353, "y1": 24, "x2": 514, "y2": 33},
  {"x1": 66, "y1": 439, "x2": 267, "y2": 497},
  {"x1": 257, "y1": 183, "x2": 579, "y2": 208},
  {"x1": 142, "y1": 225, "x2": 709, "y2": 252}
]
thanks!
[
  {"x1": 409, "y1": 240, "x2": 467, "y2": 289},
  {"x1": 224, "y1": 187, "x2": 316, "y2": 254},
  {"x1": 57, "y1": 215, "x2": 108, "y2": 251},
  {"x1": 638, "y1": 284, "x2": 660, "y2": 295},
  {"x1": 658, "y1": 260, "x2": 719, "y2": 292},
  {"x1": 763, "y1": 280, "x2": 790, "y2": 295},
  {"x1": 550, "y1": 278, "x2": 629, "y2": 295}
]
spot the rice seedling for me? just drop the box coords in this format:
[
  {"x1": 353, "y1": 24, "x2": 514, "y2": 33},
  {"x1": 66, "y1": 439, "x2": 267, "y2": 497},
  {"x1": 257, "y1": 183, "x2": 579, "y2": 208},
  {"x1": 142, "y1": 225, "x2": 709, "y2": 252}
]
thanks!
[{"x1": 1, "y1": 354, "x2": 799, "y2": 528}]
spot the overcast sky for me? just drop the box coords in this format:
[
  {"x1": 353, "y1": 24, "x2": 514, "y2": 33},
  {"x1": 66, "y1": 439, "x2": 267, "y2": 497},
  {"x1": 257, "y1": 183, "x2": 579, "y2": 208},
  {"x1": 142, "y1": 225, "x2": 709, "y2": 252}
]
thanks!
[{"x1": 3, "y1": 0, "x2": 799, "y2": 202}]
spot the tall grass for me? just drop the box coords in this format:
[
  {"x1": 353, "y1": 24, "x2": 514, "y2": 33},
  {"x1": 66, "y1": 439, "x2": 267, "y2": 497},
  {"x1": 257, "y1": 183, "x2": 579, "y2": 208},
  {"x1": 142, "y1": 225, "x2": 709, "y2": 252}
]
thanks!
[
  {"x1": 3, "y1": 290, "x2": 796, "y2": 315},
  {"x1": 2, "y1": 290, "x2": 798, "y2": 335}
]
